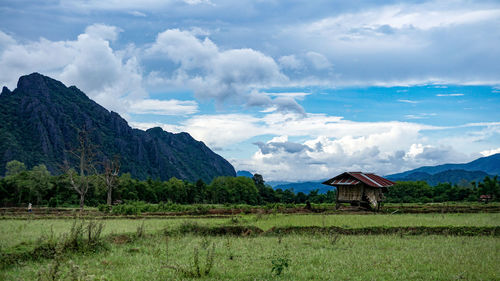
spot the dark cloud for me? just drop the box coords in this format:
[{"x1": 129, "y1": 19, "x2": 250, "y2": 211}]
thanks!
[{"x1": 253, "y1": 141, "x2": 312, "y2": 155}]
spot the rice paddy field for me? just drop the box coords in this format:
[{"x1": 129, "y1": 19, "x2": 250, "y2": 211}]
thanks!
[{"x1": 1, "y1": 211, "x2": 499, "y2": 280}]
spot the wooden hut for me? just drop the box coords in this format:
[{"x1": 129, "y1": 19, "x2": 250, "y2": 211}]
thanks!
[{"x1": 322, "y1": 172, "x2": 394, "y2": 210}]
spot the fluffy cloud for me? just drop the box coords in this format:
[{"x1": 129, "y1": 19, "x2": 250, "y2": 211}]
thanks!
[
  {"x1": 278, "y1": 1, "x2": 500, "y2": 86},
  {"x1": 132, "y1": 110, "x2": 493, "y2": 181},
  {"x1": 129, "y1": 99, "x2": 198, "y2": 115},
  {"x1": 245, "y1": 135, "x2": 469, "y2": 182},
  {"x1": 146, "y1": 29, "x2": 289, "y2": 108},
  {"x1": 305, "y1": 51, "x2": 332, "y2": 70},
  {"x1": 480, "y1": 147, "x2": 500, "y2": 157},
  {"x1": 278, "y1": 55, "x2": 303, "y2": 70},
  {"x1": 0, "y1": 31, "x2": 16, "y2": 51},
  {"x1": 0, "y1": 24, "x2": 146, "y2": 115},
  {"x1": 246, "y1": 92, "x2": 305, "y2": 115}
]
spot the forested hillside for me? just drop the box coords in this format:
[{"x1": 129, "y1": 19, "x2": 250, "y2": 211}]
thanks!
[{"x1": 0, "y1": 73, "x2": 235, "y2": 182}]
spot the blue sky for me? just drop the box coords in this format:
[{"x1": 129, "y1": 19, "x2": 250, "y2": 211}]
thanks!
[{"x1": 1, "y1": 0, "x2": 499, "y2": 181}]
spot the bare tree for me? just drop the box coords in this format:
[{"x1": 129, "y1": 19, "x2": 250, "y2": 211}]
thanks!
[
  {"x1": 64, "y1": 128, "x2": 96, "y2": 212},
  {"x1": 103, "y1": 156, "x2": 120, "y2": 206}
]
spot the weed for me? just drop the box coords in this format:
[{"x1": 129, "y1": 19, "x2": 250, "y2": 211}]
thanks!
[
  {"x1": 201, "y1": 236, "x2": 210, "y2": 249},
  {"x1": 225, "y1": 238, "x2": 234, "y2": 260},
  {"x1": 329, "y1": 231, "x2": 341, "y2": 246},
  {"x1": 271, "y1": 254, "x2": 290, "y2": 276},
  {"x1": 164, "y1": 241, "x2": 216, "y2": 278},
  {"x1": 136, "y1": 220, "x2": 146, "y2": 238},
  {"x1": 230, "y1": 216, "x2": 240, "y2": 224},
  {"x1": 36, "y1": 242, "x2": 64, "y2": 281},
  {"x1": 86, "y1": 220, "x2": 104, "y2": 247},
  {"x1": 165, "y1": 235, "x2": 170, "y2": 264}
]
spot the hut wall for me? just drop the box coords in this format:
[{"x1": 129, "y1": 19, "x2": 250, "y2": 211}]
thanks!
[
  {"x1": 364, "y1": 188, "x2": 385, "y2": 208},
  {"x1": 337, "y1": 185, "x2": 363, "y2": 201}
]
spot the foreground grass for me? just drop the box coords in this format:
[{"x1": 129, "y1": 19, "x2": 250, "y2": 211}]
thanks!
[
  {"x1": 2, "y1": 234, "x2": 498, "y2": 280},
  {"x1": 1, "y1": 213, "x2": 499, "y2": 248}
]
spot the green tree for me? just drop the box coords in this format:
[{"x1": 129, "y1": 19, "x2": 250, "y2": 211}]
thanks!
[
  {"x1": 28, "y1": 164, "x2": 52, "y2": 204},
  {"x1": 5, "y1": 160, "x2": 26, "y2": 176},
  {"x1": 478, "y1": 176, "x2": 499, "y2": 200}
]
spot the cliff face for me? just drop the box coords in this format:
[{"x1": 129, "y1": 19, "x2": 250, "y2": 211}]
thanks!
[{"x1": 0, "y1": 73, "x2": 235, "y2": 182}]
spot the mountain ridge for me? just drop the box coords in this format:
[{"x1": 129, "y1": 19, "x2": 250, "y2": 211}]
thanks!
[
  {"x1": 386, "y1": 153, "x2": 500, "y2": 179},
  {"x1": 0, "y1": 73, "x2": 236, "y2": 182}
]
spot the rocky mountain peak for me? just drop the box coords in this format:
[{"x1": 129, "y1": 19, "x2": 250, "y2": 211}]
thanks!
[{"x1": 0, "y1": 73, "x2": 236, "y2": 182}]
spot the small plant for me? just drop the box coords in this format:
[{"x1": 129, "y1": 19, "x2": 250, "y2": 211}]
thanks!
[
  {"x1": 66, "y1": 260, "x2": 90, "y2": 280},
  {"x1": 97, "y1": 204, "x2": 111, "y2": 213},
  {"x1": 229, "y1": 216, "x2": 240, "y2": 224},
  {"x1": 201, "y1": 236, "x2": 210, "y2": 249},
  {"x1": 271, "y1": 255, "x2": 290, "y2": 276},
  {"x1": 329, "y1": 231, "x2": 341, "y2": 246},
  {"x1": 136, "y1": 220, "x2": 146, "y2": 238},
  {"x1": 86, "y1": 221, "x2": 104, "y2": 247},
  {"x1": 37, "y1": 242, "x2": 64, "y2": 281},
  {"x1": 165, "y1": 235, "x2": 170, "y2": 263},
  {"x1": 164, "y1": 241, "x2": 216, "y2": 278},
  {"x1": 225, "y1": 238, "x2": 234, "y2": 260}
]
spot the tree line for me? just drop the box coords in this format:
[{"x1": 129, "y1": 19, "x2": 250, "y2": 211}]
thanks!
[
  {"x1": 385, "y1": 177, "x2": 499, "y2": 203},
  {"x1": 0, "y1": 160, "x2": 336, "y2": 207},
  {"x1": 0, "y1": 160, "x2": 498, "y2": 208}
]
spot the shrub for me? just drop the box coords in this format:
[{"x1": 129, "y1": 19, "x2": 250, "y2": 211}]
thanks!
[
  {"x1": 164, "y1": 241, "x2": 216, "y2": 278},
  {"x1": 271, "y1": 255, "x2": 290, "y2": 276},
  {"x1": 48, "y1": 198, "x2": 58, "y2": 208},
  {"x1": 97, "y1": 204, "x2": 112, "y2": 213}
]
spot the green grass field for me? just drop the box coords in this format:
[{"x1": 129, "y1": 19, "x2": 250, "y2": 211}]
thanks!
[
  {"x1": 2, "y1": 234, "x2": 498, "y2": 280},
  {"x1": 1, "y1": 213, "x2": 499, "y2": 248},
  {"x1": 1, "y1": 212, "x2": 499, "y2": 280}
]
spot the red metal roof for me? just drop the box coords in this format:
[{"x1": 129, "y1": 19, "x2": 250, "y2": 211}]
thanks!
[{"x1": 322, "y1": 172, "x2": 395, "y2": 189}]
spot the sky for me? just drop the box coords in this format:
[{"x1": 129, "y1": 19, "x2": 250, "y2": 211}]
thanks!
[{"x1": 1, "y1": 0, "x2": 499, "y2": 182}]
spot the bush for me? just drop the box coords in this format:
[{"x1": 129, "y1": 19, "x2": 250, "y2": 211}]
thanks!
[
  {"x1": 48, "y1": 197, "x2": 58, "y2": 208},
  {"x1": 98, "y1": 204, "x2": 112, "y2": 213}
]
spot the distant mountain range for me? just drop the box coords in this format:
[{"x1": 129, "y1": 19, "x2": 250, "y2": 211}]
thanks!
[
  {"x1": 386, "y1": 169, "x2": 492, "y2": 186},
  {"x1": 386, "y1": 153, "x2": 500, "y2": 179},
  {"x1": 0, "y1": 73, "x2": 235, "y2": 182},
  {"x1": 386, "y1": 153, "x2": 500, "y2": 185}
]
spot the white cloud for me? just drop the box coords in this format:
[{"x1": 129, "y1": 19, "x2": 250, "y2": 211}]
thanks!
[
  {"x1": 84, "y1": 24, "x2": 122, "y2": 42},
  {"x1": 60, "y1": 0, "x2": 175, "y2": 11},
  {"x1": 305, "y1": 51, "x2": 332, "y2": 70},
  {"x1": 138, "y1": 111, "x2": 433, "y2": 155},
  {"x1": 129, "y1": 11, "x2": 147, "y2": 17},
  {"x1": 436, "y1": 93, "x2": 464, "y2": 97},
  {"x1": 480, "y1": 147, "x2": 500, "y2": 157},
  {"x1": 130, "y1": 110, "x2": 493, "y2": 181},
  {"x1": 278, "y1": 55, "x2": 303, "y2": 70},
  {"x1": 405, "y1": 113, "x2": 437, "y2": 119},
  {"x1": 0, "y1": 24, "x2": 146, "y2": 115},
  {"x1": 240, "y1": 134, "x2": 469, "y2": 182},
  {"x1": 278, "y1": 1, "x2": 500, "y2": 86},
  {"x1": 183, "y1": 0, "x2": 214, "y2": 6},
  {"x1": 398, "y1": 99, "x2": 419, "y2": 104},
  {"x1": 0, "y1": 30, "x2": 16, "y2": 51},
  {"x1": 267, "y1": 92, "x2": 311, "y2": 100},
  {"x1": 147, "y1": 29, "x2": 289, "y2": 108},
  {"x1": 129, "y1": 121, "x2": 183, "y2": 133},
  {"x1": 129, "y1": 99, "x2": 198, "y2": 115}
]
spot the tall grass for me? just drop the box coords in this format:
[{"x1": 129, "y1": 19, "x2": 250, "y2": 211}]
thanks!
[{"x1": 2, "y1": 234, "x2": 498, "y2": 280}]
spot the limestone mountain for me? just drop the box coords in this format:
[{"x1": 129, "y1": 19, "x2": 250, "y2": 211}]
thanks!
[{"x1": 0, "y1": 73, "x2": 235, "y2": 182}]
